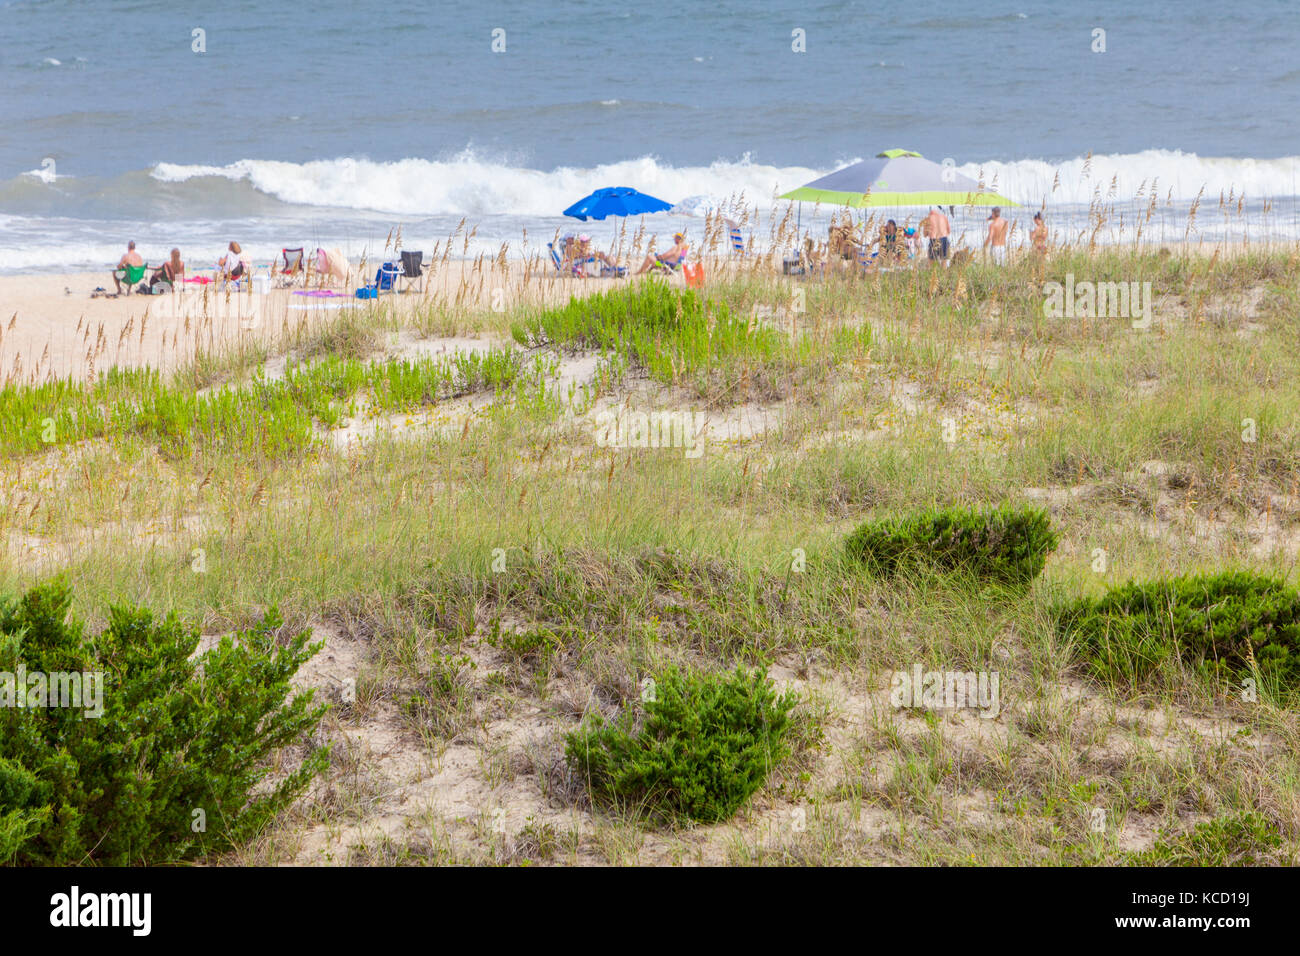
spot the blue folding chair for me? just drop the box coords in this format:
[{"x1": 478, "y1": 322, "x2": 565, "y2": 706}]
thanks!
[
  {"x1": 373, "y1": 262, "x2": 402, "y2": 293},
  {"x1": 727, "y1": 220, "x2": 748, "y2": 256}
]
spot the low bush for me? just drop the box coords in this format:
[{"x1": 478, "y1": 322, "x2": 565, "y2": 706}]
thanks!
[
  {"x1": 565, "y1": 665, "x2": 795, "y2": 826},
  {"x1": 0, "y1": 580, "x2": 328, "y2": 865},
  {"x1": 1125, "y1": 812, "x2": 1283, "y2": 866},
  {"x1": 845, "y1": 504, "x2": 1058, "y2": 588},
  {"x1": 1057, "y1": 570, "x2": 1300, "y2": 692}
]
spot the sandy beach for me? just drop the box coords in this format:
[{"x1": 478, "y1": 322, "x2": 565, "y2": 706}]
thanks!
[
  {"x1": 1, "y1": 235, "x2": 1282, "y2": 385},
  {"x1": 0, "y1": 259, "x2": 659, "y2": 381}
]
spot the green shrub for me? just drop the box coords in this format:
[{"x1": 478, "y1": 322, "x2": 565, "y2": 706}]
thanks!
[
  {"x1": 1057, "y1": 570, "x2": 1300, "y2": 691},
  {"x1": 0, "y1": 579, "x2": 328, "y2": 865},
  {"x1": 845, "y1": 504, "x2": 1058, "y2": 588},
  {"x1": 565, "y1": 666, "x2": 795, "y2": 826},
  {"x1": 1125, "y1": 812, "x2": 1283, "y2": 866}
]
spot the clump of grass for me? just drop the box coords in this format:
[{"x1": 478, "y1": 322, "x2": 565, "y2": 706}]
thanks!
[
  {"x1": 844, "y1": 504, "x2": 1058, "y2": 590},
  {"x1": 1057, "y1": 569, "x2": 1300, "y2": 694},
  {"x1": 0, "y1": 347, "x2": 521, "y2": 461},
  {"x1": 565, "y1": 665, "x2": 795, "y2": 826},
  {"x1": 510, "y1": 280, "x2": 791, "y2": 403}
]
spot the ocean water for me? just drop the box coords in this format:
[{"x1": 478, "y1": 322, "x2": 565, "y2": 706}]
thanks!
[{"x1": 1, "y1": 0, "x2": 1298, "y2": 272}]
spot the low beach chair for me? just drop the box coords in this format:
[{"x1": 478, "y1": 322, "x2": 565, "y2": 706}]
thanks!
[
  {"x1": 398, "y1": 250, "x2": 425, "y2": 292},
  {"x1": 548, "y1": 241, "x2": 583, "y2": 277},
  {"x1": 114, "y1": 262, "x2": 147, "y2": 295},
  {"x1": 372, "y1": 262, "x2": 401, "y2": 294},
  {"x1": 648, "y1": 252, "x2": 685, "y2": 276},
  {"x1": 275, "y1": 247, "x2": 305, "y2": 287},
  {"x1": 726, "y1": 220, "x2": 748, "y2": 256}
]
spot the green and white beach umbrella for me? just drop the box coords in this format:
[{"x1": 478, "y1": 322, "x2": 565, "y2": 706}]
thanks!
[{"x1": 779, "y1": 149, "x2": 1016, "y2": 208}]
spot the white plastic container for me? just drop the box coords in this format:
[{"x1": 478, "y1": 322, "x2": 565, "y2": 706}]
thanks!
[{"x1": 252, "y1": 275, "x2": 270, "y2": 295}]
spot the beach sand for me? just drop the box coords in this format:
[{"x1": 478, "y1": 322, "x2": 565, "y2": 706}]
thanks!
[
  {"x1": 0, "y1": 239, "x2": 1280, "y2": 384},
  {"x1": 0, "y1": 260, "x2": 663, "y2": 382}
]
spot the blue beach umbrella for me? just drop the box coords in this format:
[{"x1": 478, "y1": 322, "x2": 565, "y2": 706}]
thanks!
[{"x1": 563, "y1": 186, "x2": 673, "y2": 221}]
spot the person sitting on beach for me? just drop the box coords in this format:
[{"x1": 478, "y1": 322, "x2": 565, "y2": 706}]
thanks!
[
  {"x1": 875, "y1": 220, "x2": 902, "y2": 261},
  {"x1": 149, "y1": 248, "x2": 185, "y2": 292},
  {"x1": 903, "y1": 227, "x2": 922, "y2": 259},
  {"x1": 112, "y1": 240, "x2": 144, "y2": 294},
  {"x1": 828, "y1": 217, "x2": 861, "y2": 263},
  {"x1": 565, "y1": 233, "x2": 620, "y2": 276},
  {"x1": 634, "y1": 232, "x2": 688, "y2": 275},
  {"x1": 218, "y1": 241, "x2": 248, "y2": 282},
  {"x1": 801, "y1": 237, "x2": 825, "y2": 274}
]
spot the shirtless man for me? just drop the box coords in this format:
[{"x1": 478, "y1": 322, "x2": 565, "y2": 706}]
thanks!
[
  {"x1": 984, "y1": 207, "x2": 1010, "y2": 264},
  {"x1": 925, "y1": 207, "x2": 950, "y2": 263},
  {"x1": 634, "y1": 232, "x2": 688, "y2": 275},
  {"x1": 112, "y1": 240, "x2": 144, "y2": 293}
]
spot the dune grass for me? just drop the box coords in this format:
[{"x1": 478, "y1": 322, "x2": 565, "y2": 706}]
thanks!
[{"x1": 2, "y1": 244, "x2": 1300, "y2": 865}]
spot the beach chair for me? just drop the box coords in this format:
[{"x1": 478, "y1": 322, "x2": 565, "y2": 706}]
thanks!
[
  {"x1": 275, "y1": 247, "x2": 305, "y2": 288},
  {"x1": 370, "y1": 262, "x2": 401, "y2": 294},
  {"x1": 398, "y1": 250, "x2": 425, "y2": 292},
  {"x1": 114, "y1": 262, "x2": 147, "y2": 295},
  {"x1": 548, "y1": 241, "x2": 583, "y2": 277},
  {"x1": 648, "y1": 251, "x2": 685, "y2": 276},
  {"x1": 726, "y1": 220, "x2": 748, "y2": 256}
]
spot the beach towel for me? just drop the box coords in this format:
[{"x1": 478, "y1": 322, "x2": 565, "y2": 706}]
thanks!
[{"x1": 293, "y1": 289, "x2": 346, "y2": 297}]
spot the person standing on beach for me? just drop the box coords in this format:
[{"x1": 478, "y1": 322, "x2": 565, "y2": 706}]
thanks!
[
  {"x1": 112, "y1": 240, "x2": 144, "y2": 293},
  {"x1": 925, "y1": 207, "x2": 950, "y2": 264},
  {"x1": 1030, "y1": 212, "x2": 1048, "y2": 256},
  {"x1": 984, "y1": 207, "x2": 1009, "y2": 264}
]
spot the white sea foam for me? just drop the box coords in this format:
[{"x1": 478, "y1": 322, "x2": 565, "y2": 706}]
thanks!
[
  {"x1": 149, "y1": 150, "x2": 1300, "y2": 220},
  {"x1": 151, "y1": 152, "x2": 820, "y2": 217}
]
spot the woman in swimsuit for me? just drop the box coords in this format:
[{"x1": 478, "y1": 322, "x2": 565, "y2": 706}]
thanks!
[
  {"x1": 1031, "y1": 212, "x2": 1048, "y2": 255},
  {"x1": 150, "y1": 248, "x2": 185, "y2": 290}
]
